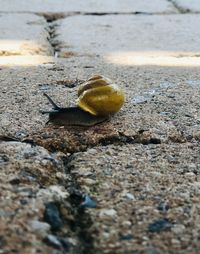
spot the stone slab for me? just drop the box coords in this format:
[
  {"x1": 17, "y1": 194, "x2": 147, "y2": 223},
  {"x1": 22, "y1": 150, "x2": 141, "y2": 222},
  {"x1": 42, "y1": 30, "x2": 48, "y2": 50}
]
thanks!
[
  {"x1": 0, "y1": 62, "x2": 199, "y2": 253},
  {"x1": 0, "y1": 13, "x2": 53, "y2": 56},
  {"x1": 174, "y1": 0, "x2": 200, "y2": 12},
  {"x1": 0, "y1": 0, "x2": 176, "y2": 14},
  {"x1": 0, "y1": 4, "x2": 199, "y2": 253},
  {"x1": 67, "y1": 142, "x2": 200, "y2": 253},
  {"x1": 57, "y1": 14, "x2": 200, "y2": 61},
  {"x1": 0, "y1": 63, "x2": 199, "y2": 151},
  {"x1": 0, "y1": 141, "x2": 72, "y2": 254}
]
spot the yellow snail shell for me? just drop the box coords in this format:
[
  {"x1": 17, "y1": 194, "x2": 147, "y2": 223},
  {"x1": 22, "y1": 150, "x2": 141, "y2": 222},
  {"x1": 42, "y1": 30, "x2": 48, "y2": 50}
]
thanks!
[{"x1": 77, "y1": 75, "x2": 125, "y2": 116}]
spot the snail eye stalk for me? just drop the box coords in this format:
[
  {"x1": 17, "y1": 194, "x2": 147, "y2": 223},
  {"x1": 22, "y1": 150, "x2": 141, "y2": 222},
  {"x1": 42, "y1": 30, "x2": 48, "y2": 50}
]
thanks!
[{"x1": 43, "y1": 93, "x2": 60, "y2": 110}]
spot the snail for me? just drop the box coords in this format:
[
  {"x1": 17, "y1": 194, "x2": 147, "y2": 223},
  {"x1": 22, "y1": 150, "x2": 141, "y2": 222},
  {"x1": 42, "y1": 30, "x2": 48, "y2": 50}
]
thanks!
[{"x1": 41, "y1": 75, "x2": 125, "y2": 126}]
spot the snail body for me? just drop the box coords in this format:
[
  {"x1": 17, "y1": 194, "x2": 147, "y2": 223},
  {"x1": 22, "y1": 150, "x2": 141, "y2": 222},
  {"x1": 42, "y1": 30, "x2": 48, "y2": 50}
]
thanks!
[
  {"x1": 41, "y1": 75, "x2": 125, "y2": 126},
  {"x1": 46, "y1": 106, "x2": 108, "y2": 127}
]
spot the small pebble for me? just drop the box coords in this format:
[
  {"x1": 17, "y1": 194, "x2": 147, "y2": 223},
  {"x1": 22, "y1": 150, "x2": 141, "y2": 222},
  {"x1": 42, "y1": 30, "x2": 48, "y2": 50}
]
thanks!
[
  {"x1": 44, "y1": 202, "x2": 63, "y2": 231},
  {"x1": 120, "y1": 234, "x2": 133, "y2": 241},
  {"x1": 159, "y1": 82, "x2": 175, "y2": 89},
  {"x1": 80, "y1": 178, "x2": 96, "y2": 186},
  {"x1": 184, "y1": 172, "x2": 195, "y2": 177},
  {"x1": 148, "y1": 218, "x2": 172, "y2": 233},
  {"x1": 124, "y1": 193, "x2": 135, "y2": 200},
  {"x1": 99, "y1": 209, "x2": 117, "y2": 217},
  {"x1": 0, "y1": 155, "x2": 9, "y2": 164},
  {"x1": 79, "y1": 195, "x2": 97, "y2": 209},
  {"x1": 44, "y1": 234, "x2": 61, "y2": 248},
  {"x1": 171, "y1": 224, "x2": 185, "y2": 234},
  {"x1": 15, "y1": 130, "x2": 28, "y2": 138},
  {"x1": 171, "y1": 239, "x2": 180, "y2": 245},
  {"x1": 132, "y1": 95, "x2": 152, "y2": 104},
  {"x1": 157, "y1": 201, "x2": 169, "y2": 212},
  {"x1": 38, "y1": 83, "x2": 50, "y2": 91},
  {"x1": 48, "y1": 185, "x2": 69, "y2": 199},
  {"x1": 122, "y1": 221, "x2": 132, "y2": 227},
  {"x1": 30, "y1": 220, "x2": 50, "y2": 237}
]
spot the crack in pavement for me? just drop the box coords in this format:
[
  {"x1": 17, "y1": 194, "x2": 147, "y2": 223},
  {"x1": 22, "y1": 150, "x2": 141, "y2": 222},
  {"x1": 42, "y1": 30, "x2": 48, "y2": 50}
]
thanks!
[
  {"x1": 167, "y1": 0, "x2": 190, "y2": 13},
  {"x1": 42, "y1": 14, "x2": 62, "y2": 57},
  {"x1": 0, "y1": 11, "x2": 182, "y2": 16},
  {"x1": 64, "y1": 155, "x2": 96, "y2": 254}
]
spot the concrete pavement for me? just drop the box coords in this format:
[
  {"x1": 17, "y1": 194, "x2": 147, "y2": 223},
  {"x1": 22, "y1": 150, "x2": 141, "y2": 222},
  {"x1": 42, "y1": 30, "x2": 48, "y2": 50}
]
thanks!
[
  {"x1": 0, "y1": 1, "x2": 200, "y2": 253},
  {"x1": 0, "y1": 0, "x2": 176, "y2": 13}
]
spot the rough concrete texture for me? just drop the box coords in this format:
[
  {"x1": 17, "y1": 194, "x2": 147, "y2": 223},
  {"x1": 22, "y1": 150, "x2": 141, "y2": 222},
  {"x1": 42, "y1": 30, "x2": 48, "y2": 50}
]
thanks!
[
  {"x1": 57, "y1": 14, "x2": 200, "y2": 58},
  {"x1": 0, "y1": 64, "x2": 199, "y2": 151},
  {"x1": 0, "y1": 141, "x2": 66, "y2": 185},
  {"x1": 0, "y1": 141, "x2": 98, "y2": 253},
  {"x1": 0, "y1": 141, "x2": 73, "y2": 253},
  {"x1": 0, "y1": 0, "x2": 176, "y2": 14},
  {"x1": 174, "y1": 0, "x2": 200, "y2": 12},
  {"x1": 0, "y1": 13, "x2": 53, "y2": 56},
  {"x1": 0, "y1": 55, "x2": 54, "y2": 67},
  {"x1": 67, "y1": 143, "x2": 200, "y2": 253},
  {"x1": 1, "y1": 1, "x2": 200, "y2": 253},
  {"x1": 0, "y1": 62, "x2": 199, "y2": 252}
]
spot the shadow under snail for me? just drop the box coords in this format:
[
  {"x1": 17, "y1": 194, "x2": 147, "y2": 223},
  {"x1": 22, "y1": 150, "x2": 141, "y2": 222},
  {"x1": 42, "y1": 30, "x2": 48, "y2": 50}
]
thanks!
[{"x1": 41, "y1": 75, "x2": 125, "y2": 127}]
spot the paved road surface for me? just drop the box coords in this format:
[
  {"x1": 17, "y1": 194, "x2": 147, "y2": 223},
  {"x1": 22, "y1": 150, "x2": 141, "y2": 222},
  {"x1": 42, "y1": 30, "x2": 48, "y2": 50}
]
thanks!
[{"x1": 0, "y1": 1, "x2": 200, "y2": 253}]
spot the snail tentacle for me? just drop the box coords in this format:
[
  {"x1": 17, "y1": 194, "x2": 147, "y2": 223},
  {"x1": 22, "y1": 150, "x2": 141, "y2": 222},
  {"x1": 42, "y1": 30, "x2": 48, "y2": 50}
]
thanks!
[
  {"x1": 43, "y1": 93, "x2": 60, "y2": 110},
  {"x1": 40, "y1": 109, "x2": 59, "y2": 114}
]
